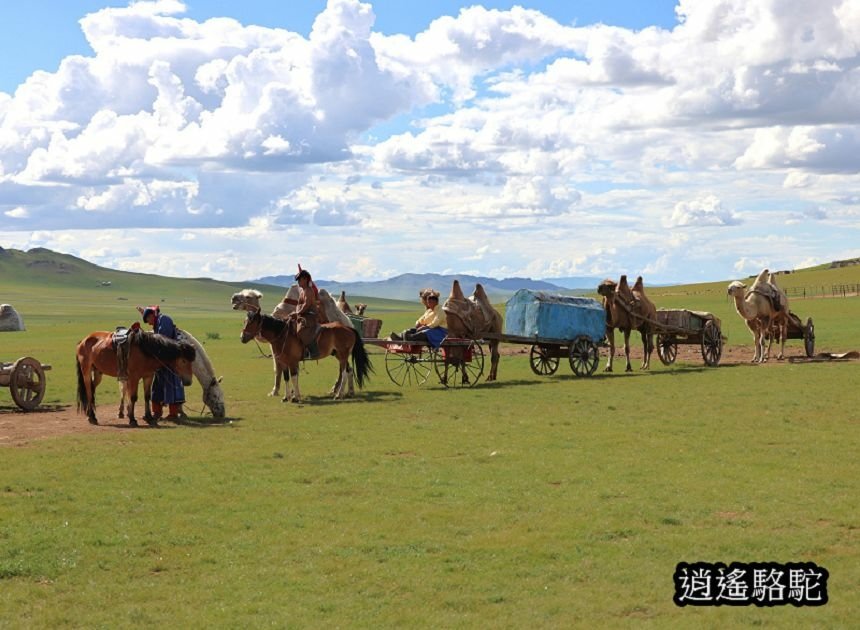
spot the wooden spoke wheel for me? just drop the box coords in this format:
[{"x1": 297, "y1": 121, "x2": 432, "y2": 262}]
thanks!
[
  {"x1": 384, "y1": 348, "x2": 436, "y2": 387},
  {"x1": 435, "y1": 341, "x2": 484, "y2": 388},
  {"x1": 701, "y1": 321, "x2": 722, "y2": 367},
  {"x1": 10, "y1": 357, "x2": 46, "y2": 411},
  {"x1": 568, "y1": 337, "x2": 599, "y2": 377},
  {"x1": 529, "y1": 344, "x2": 559, "y2": 376},
  {"x1": 804, "y1": 318, "x2": 815, "y2": 358},
  {"x1": 656, "y1": 334, "x2": 678, "y2": 365}
]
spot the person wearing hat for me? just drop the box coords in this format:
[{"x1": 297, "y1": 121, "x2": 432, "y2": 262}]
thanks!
[
  {"x1": 389, "y1": 289, "x2": 447, "y2": 347},
  {"x1": 291, "y1": 266, "x2": 321, "y2": 356},
  {"x1": 137, "y1": 304, "x2": 186, "y2": 420}
]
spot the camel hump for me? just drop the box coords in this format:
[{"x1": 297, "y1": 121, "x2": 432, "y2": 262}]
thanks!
[
  {"x1": 449, "y1": 279, "x2": 465, "y2": 301},
  {"x1": 752, "y1": 268, "x2": 769, "y2": 286},
  {"x1": 618, "y1": 275, "x2": 630, "y2": 291},
  {"x1": 473, "y1": 283, "x2": 490, "y2": 303},
  {"x1": 633, "y1": 276, "x2": 645, "y2": 292},
  {"x1": 339, "y1": 290, "x2": 346, "y2": 300}
]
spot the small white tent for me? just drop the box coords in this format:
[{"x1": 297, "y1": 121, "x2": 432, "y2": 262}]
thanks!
[{"x1": 0, "y1": 304, "x2": 25, "y2": 331}]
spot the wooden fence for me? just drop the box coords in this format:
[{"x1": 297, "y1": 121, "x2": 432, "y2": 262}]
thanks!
[{"x1": 783, "y1": 283, "x2": 860, "y2": 299}]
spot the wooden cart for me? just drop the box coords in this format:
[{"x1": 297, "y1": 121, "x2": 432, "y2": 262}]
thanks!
[
  {"x1": 655, "y1": 309, "x2": 724, "y2": 367},
  {"x1": 766, "y1": 311, "x2": 815, "y2": 358},
  {"x1": 365, "y1": 337, "x2": 485, "y2": 388},
  {"x1": 1, "y1": 356, "x2": 51, "y2": 410},
  {"x1": 483, "y1": 332, "x2": 601, "y2": 378}
]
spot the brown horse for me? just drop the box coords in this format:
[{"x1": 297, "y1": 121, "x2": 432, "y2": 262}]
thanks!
[
  {"x1": 240, "y1": 309, "x2": 372, "y2": 403},
  {"x1": 597, "y1": 275, "x2": 656, "y2": 372},
  {"x1": 76, "y1": 330, "x2": 196, "y2": 426}
]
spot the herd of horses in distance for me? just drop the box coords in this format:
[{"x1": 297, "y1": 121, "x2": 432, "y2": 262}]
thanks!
[{"x1": 71, "y1": 268, "x2": 794, "y2": 425}]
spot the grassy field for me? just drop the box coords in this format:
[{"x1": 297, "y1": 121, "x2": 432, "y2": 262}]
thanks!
[{"x1": 1, "y1": 256, "x2": 858, "y2": 627}]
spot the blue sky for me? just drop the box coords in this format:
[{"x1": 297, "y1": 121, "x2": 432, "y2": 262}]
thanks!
[{"x1": 1, "y1": 0, "x2": 858, "y2": 283}]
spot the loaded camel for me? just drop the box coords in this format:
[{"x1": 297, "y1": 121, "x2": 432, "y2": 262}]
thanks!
[
  {"x1": 442, "y1": 280, "x2": 502, "y2": 383},
  {"x1": 726, "y1": 269, "x2": 789, "y2": 362},
  {"x1": 597, "y1": 275, "x2": 657, "y2": 372}
]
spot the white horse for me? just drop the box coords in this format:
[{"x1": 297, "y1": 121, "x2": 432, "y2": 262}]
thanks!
[
  {"x1": 231, "y1": 286, "x2": 354, "y2": 396},
  {"x1": 118, "y1": 327, "x2": 225, "y2": 419}
]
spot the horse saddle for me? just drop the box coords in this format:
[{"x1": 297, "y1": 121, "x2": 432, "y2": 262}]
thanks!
[
  {"x1": 112, "y1": 322, "x2": 140, "y2": 349},
  {"x1": 112, "y1": 323, "x2": 140, "y2": 381}
]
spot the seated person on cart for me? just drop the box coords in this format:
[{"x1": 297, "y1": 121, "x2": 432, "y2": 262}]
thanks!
[{"x1": 389, "y1": 289, "x2": 447, "y2": 347}]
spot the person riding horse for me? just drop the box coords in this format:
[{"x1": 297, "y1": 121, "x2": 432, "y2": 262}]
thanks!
[{"x1": 291, "y1": 267, "x2": 322, "y2": 357}]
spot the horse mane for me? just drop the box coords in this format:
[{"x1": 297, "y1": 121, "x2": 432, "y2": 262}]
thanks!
[
  {"x1": 176, "y1": 328, "x2": 215, "y2": 381},
  {"x1": 135, "y1": 331, "x2": 196, "y2": 362},
  {"x1": 260, "y1": 312, "x2": 288, "y2": 336}
]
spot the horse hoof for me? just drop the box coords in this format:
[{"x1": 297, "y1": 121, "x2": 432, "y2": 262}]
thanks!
[
  {"x1": 604, "y1": 367, "x2": 613, "y2": 373},
  {"x1": 88, "y1": 417, "x2": 99, "y2": 426},
  {"x1": 129, "y1": 419, "x2": 138, "y2": 427}
]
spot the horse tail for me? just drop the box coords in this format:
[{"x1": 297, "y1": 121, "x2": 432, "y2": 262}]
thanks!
[
  {"x1": 350, "y1": 330, "x2": 373, "y2": 389},
  {"x1": 75, "y1": 355, "x2": 91, "y2": 414}
]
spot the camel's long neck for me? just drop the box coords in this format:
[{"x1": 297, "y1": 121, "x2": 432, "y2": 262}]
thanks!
[{"x1": 731, "y1": 292, "x2": 757, "y2": 320}]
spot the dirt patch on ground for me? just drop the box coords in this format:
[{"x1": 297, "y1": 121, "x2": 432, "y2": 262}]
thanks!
[{"x1": 0, "y1": 404, "x2": 166, "y2": 447}]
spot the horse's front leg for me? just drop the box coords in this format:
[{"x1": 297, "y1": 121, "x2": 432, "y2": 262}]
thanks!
[
  {"x1": 291, "y1": 368, "x2": 301, "y2": 403},
  {"x1": 143, "y1": 375, "x2": 154, "y2": 423},
  {"x1": 126, "y1": 378, "x2": 139, "y2": 427},
  {"x1": 623, "y1": 329, "x2": 633, "y2": 372},
  {"x1": 270, "y1": 355, "x2": 281, "y2": 397}
]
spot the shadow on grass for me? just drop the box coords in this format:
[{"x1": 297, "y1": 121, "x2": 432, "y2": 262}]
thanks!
[
  {"x1": 285, "y1": 390, "x2": 405, "y2": 405},
  {"x1": 0, "y1": 403, "x2": 69, "y2": 415}
]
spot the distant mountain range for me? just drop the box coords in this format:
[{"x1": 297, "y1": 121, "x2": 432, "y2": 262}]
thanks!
[{"x1": 250, "y1": 272, "x2": 603, "y2": 301}]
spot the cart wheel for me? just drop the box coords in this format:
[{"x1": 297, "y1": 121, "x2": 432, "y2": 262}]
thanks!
[
  {"x1": 701, "y1": 321, "x2": 722, "y2": 366},
  {"x1": 385, "y1": 348, "x2": 436, "y2": 387},
  {"x1": 435, "y1": 341, "x2": 484, "y2": 388},
  {"x1": 10, "y1": 357, "x2": 46, "y2": 411},
  {"x1": 529, "y1": 344, "x2": 559, "y2": 376},
  {"x1": 568, "y1": 337, "x2": 599, "y2": 377},
  {"x1": 804, "y1": 318, "x2": 815, "y2": 358},
  {"x1": 656, "y1": 334, "x2": 678, "y2": 365}
]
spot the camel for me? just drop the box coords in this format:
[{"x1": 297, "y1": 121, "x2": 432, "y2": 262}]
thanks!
[
  {"x1": 336, "y1": 290, "x2": 353, "y2": 314},
  {"x1": 442, "y1": 280, "x2": 502, "y2": 382},
  {"x1": 597, "y1": 275, "x2": 656, "y2": 372},
  {"x1": 726, "y1": 269, "x2": 789, "y2": 362}
]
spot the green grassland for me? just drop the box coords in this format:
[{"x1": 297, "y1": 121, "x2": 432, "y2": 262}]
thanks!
[{"x1": 1, "y1": 251, "x2": 858, "y2": 628}]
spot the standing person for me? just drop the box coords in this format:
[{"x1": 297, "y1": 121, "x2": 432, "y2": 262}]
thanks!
[
  {"x1": 292, "y1": 267, "x2": 321, "y2": 356},
  {"x1": 389, "y1": 289, "x2": 448, "y2": 347},
  {"x1": 137, "y1": 305, "x2": 186, "y2": 420}
]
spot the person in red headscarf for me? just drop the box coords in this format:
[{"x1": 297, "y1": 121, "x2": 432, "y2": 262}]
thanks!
[{"x1": 137, "y1": 304, "x2": 186, "y2": 420}]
